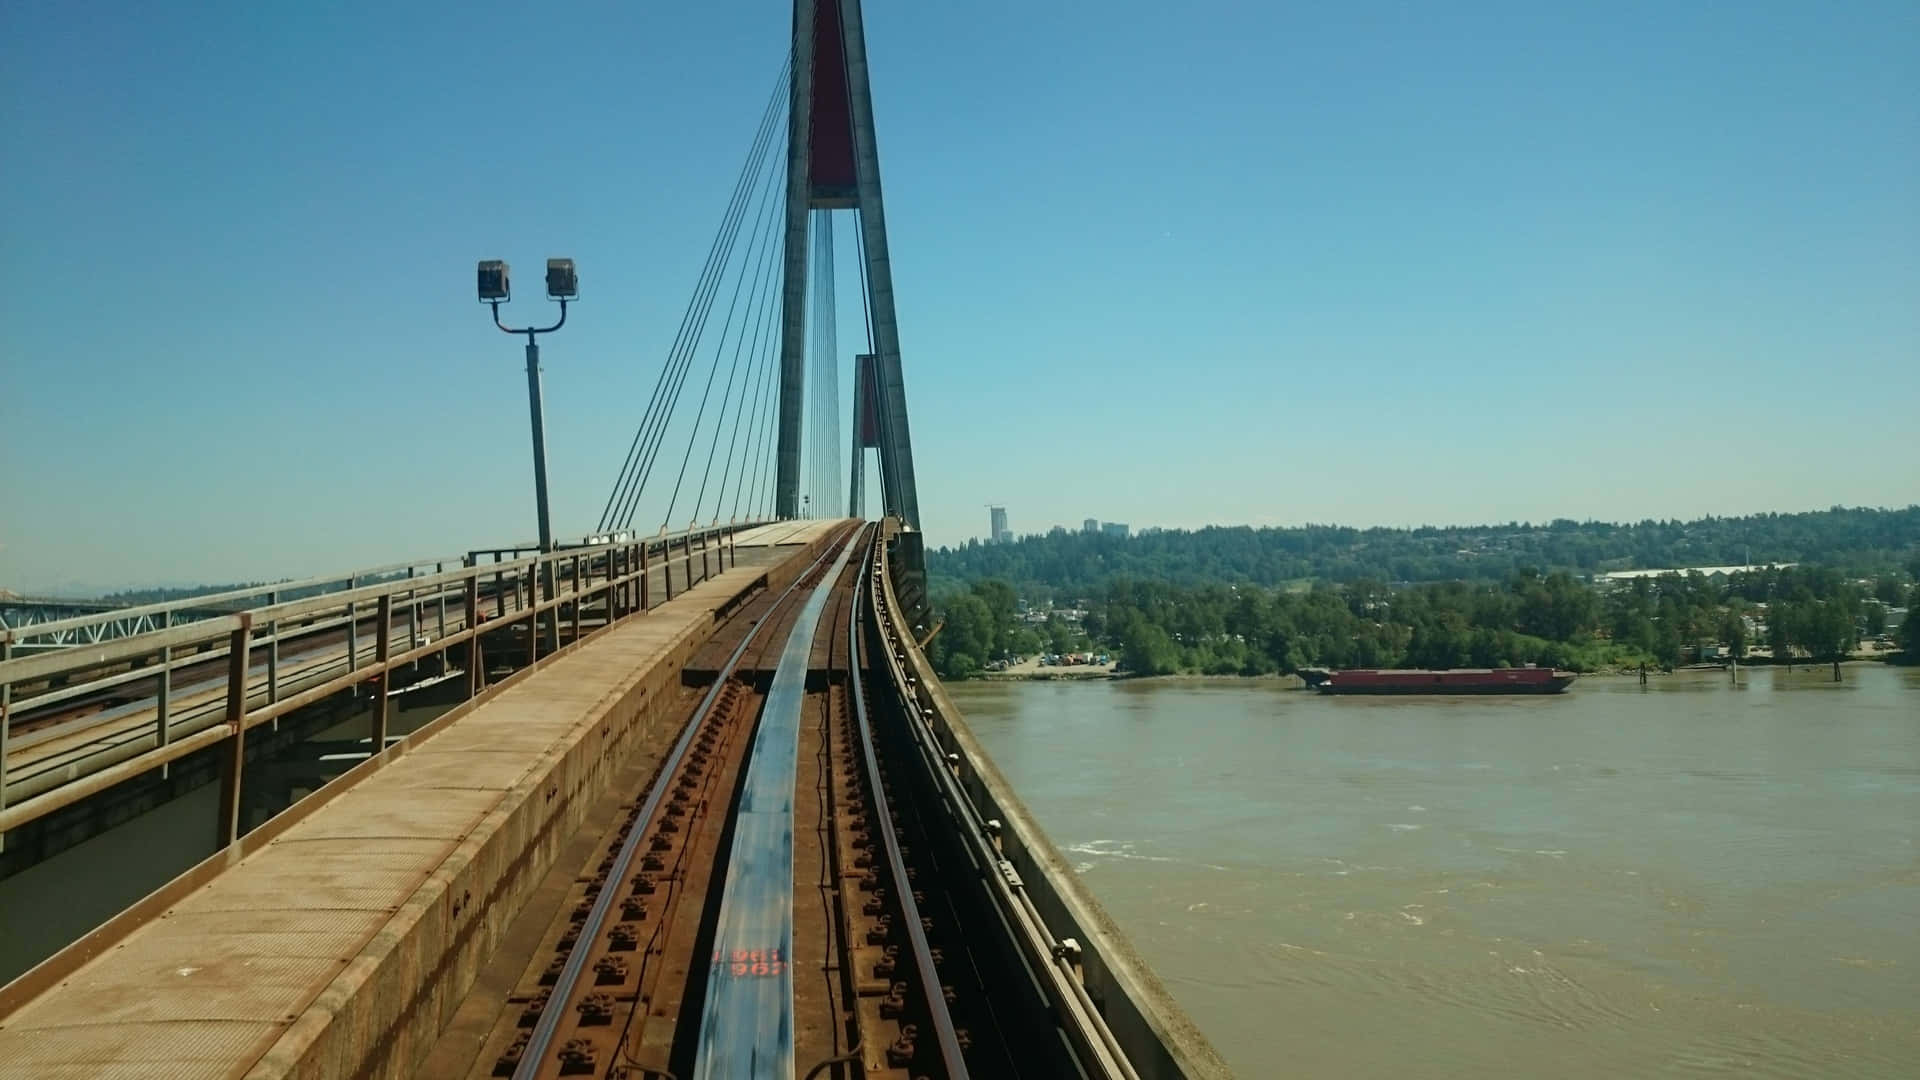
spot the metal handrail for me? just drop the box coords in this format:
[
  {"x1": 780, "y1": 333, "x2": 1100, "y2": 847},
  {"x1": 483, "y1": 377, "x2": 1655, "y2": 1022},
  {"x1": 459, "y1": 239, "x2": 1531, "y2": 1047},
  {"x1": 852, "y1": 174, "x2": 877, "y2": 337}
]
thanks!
[
  {"x1": 0, "y1": 520, "x2": 769, "y2": 835},
  {"x1": 0, "y1": 523, "x2": 735, "y2": 648},
  {"x1": 0, "y1": 521, "x2": 762, "y2": 685},
  {"x1": 869, "y1": 525, "x2": 1139, "y2": 1080}
]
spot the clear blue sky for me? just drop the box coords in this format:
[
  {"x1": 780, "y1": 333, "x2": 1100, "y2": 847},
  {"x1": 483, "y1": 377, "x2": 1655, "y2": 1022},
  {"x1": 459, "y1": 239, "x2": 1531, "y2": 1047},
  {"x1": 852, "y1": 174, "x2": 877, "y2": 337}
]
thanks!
[{"x1": 2, "y1": 1, "x2": 1915, "y2": 591}]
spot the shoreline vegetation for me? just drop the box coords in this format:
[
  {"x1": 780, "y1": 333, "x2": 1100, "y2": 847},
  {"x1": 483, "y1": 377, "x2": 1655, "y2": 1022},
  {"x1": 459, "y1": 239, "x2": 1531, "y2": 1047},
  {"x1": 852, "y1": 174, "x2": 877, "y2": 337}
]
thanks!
[
  {"x1": 922, "y1": 509, "x2": 1920, "y2": 684},
  {"x1": 974, "y1": 654, "x2": 1910, "y2": 686}
]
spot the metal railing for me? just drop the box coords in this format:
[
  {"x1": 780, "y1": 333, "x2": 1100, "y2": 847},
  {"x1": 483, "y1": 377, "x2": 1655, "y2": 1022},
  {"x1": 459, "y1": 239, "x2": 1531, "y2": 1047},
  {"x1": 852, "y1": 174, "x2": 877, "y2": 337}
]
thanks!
[
  {"x1": 868, "y1": 525, "x2": 1142, "y2": 1080},
  {"x1": 0, "y1": 527, "x2": 656, "y2": 656},
  {"x1": 0, "y1": 521, "x2": 768, "y2": 843}
]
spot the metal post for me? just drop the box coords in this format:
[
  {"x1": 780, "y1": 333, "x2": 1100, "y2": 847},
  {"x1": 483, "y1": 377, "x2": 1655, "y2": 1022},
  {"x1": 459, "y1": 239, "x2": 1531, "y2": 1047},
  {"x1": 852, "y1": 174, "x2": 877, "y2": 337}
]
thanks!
[
  {"x1": 542, "y1": 559, "x2": 559, "y2": 657},
  {"x1": 372, "y1": 595, "x2": 392, "y2": 753},
  {"x1": 526, "y1": 564, "x2": 541, "y2": 667},
  {"x1": 663, "y1": 538, "x2": 674, "y2": 602},
  {"x1": 465, "y1": 577, "x2": 485, "y2": 699},
  {"x1": 494, "y1": 554, "x2": 506, "y2": 620},
  {"x1": 1, "y1": 633, "x2": 12, "y2": 820},
  {"x1": 215, "y1": 617, "x2": 253, "y2": 850},
  {"x1": 571, "y1": 554, "x2": 583, "y2": 645},
  {"x1": 266, "y1": 590, "x2": 279, "y2": 706},
  {"x1": 405, "y1": 567, "x2": 419, "y2": 668},
  {"x1": 346, "y1": 574, "x2": 359, "y2": 673},
  {"x1": 622, "y1": 544, "x2": 633, "y2": 614},
  {"x1": 640, "y1": 542, "x2": 651, "y2": 610},
  {"x1": 683, "y1": 534, "x2": 694, "y2": 592},
  {"x1": 526, "y1": 336, "x2": 555, "y2": 555},
  {"x1": 156, "y1": 611, "x2": 172, "y2": 769},
  {"x1": 436, "y1": 561, "x2": 448, "y2": 641},
  {"x1": 606, "y1": 547, "x2": 620, "y2": 622}
]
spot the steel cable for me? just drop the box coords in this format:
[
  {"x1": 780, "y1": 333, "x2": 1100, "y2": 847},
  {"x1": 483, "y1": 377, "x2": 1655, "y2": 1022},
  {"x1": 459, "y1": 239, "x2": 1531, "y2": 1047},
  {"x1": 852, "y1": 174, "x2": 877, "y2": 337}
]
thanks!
[
  {"x1": 687, "y1": 149, "x2": 788, "y2": 527},
  {"x1": 660, "y1": 106, "x2": 787, "y2": 531},
  {"x1": 598, "y1": 55, "x2": 790, "y2": 532}
]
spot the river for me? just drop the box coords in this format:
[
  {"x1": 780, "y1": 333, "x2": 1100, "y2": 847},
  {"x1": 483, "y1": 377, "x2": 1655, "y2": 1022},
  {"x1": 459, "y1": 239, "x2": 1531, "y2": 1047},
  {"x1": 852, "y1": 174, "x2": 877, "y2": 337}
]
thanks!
[{"x1": 948, "y1": 664, "x2": 1920, "y2": 1078}]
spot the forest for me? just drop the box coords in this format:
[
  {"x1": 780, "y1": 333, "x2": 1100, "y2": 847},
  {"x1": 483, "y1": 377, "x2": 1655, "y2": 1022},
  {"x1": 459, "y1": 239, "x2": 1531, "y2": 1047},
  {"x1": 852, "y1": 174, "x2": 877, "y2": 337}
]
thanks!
[
  {"x1": 927, "y1": 562, "x2": 1920, "y2": 680},
  {"x1": 927, "y1": 506, "x2": 1920, "y2": 599}
]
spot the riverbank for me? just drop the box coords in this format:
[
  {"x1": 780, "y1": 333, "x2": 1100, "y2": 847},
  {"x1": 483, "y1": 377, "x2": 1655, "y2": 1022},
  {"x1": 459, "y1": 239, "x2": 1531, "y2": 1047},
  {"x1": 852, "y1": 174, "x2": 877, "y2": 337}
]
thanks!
[
  {"x1": 957, "y1": 656, "x2": 1907, "y2": 686},
  {"x1": 977, "y1": 655, "x2": 1117, "y2": 681}
]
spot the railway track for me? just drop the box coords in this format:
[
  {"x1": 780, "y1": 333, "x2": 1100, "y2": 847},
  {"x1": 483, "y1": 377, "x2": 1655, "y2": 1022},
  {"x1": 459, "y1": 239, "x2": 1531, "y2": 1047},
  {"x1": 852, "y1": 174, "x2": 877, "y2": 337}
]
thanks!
[{"x1": 436, "y1": 521, "x2": 1136, "y2": 1079}]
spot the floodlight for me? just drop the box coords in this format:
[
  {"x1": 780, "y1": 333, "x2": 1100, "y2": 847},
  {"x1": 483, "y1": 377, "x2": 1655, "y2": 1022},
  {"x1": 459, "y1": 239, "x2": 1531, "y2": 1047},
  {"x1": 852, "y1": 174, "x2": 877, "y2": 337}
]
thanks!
[
  {"x1": 477, "y1": 260, "x2": 510, "y2": 302},
  {"x1": 545, "y1": 258, "x2": 578, "y2": 300}
]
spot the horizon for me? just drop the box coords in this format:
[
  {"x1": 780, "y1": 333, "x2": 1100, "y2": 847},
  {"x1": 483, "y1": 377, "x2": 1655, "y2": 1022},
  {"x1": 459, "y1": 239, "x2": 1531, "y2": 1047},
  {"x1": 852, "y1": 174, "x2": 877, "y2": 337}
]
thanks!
[
  {"x1": 949, "y1": 501, "x2": 1920, "y2": 548},
  {"x1": 8, "y1": 501, "x2": 1913, "y2": 597},
  {"x1": 4, "y1": 2, "x2": 1915, "y2": 589}
]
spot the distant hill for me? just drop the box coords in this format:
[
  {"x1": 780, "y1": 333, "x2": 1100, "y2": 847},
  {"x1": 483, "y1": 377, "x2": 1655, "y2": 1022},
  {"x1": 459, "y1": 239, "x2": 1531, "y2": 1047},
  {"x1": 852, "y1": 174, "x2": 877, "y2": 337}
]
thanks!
[{"x1": 927, "y1": 506, "x2": 1920, "y2": 598}]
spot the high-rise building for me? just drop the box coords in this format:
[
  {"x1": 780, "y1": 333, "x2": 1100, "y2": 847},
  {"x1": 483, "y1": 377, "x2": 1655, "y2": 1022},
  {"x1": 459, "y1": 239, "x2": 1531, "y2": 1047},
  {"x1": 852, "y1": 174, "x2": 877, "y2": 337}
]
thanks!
[
  {"x1": 989, "y1": 505, "x2": 1010, "y2": 545},
  {"x1": 1102, "y1": 522, "x2": 1130, "y2": 539},
  {"x1": 1083, "y1": 518, "x2": 1100, "y2": 534},
  {"x1": 1048, "y1": 525, "x2": 1067, "y2": 537}
]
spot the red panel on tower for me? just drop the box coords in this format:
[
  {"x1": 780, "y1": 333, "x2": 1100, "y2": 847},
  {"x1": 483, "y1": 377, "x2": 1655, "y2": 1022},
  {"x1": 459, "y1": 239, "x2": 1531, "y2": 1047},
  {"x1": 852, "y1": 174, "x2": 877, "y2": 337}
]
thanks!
[{"x1": 808, "y1": 0, "x2": 858, "y2": 200}]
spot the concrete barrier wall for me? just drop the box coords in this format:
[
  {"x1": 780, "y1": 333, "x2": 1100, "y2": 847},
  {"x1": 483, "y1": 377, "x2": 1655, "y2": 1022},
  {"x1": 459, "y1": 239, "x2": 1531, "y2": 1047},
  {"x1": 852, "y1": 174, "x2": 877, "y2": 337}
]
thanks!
[{"x1": 259, "y1": 610, "x2": 716, "y2": 1079}]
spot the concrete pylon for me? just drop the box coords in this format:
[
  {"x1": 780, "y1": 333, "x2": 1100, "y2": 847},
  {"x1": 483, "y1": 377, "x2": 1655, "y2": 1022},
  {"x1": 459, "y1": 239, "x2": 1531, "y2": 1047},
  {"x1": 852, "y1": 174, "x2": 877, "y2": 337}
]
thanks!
[{"x1": 775, "y1": 0, "x2": 921, "y2": 534}]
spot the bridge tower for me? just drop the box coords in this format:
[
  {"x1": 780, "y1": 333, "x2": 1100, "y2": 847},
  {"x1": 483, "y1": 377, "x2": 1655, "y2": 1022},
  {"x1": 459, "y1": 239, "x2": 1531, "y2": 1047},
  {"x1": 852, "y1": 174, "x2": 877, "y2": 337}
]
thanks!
[{"x1": 774, "y1": 0, "x2": 921, "y2": 535}]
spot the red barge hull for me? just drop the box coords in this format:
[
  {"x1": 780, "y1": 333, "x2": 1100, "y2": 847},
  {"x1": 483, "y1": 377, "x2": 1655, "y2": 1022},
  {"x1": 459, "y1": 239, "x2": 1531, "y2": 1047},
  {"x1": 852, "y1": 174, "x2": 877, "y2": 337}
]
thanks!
[{"x1": 1317, "y1": 668, "x2": 1575, "y2": 695}]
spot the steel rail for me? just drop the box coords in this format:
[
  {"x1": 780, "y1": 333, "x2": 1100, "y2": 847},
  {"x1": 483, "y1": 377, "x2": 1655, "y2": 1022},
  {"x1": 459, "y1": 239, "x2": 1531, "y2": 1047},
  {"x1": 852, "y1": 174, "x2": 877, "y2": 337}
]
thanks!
[
  {"x1": 689, "y1": 529, "x2": 862, "y2": 1080},
  {"x1": 512, "y1": 525, "x2": 855, "y2": 1080},
  {"x1": 847, "y1": 534, "x2": 969, "y2": 1075}
]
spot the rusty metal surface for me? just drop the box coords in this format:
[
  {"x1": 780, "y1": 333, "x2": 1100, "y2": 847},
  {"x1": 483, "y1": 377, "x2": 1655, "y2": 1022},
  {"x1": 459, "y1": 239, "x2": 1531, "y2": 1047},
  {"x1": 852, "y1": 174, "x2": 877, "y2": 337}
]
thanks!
[{"x1": 842, "y1": 550, "x2": 970, "y2": 1076}]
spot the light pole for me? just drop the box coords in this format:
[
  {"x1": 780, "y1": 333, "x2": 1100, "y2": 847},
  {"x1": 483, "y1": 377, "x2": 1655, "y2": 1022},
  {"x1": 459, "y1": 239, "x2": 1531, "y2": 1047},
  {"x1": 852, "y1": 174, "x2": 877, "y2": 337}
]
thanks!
[{"x1": 476, "y1": 257, "x2": 577, "y2": 555}]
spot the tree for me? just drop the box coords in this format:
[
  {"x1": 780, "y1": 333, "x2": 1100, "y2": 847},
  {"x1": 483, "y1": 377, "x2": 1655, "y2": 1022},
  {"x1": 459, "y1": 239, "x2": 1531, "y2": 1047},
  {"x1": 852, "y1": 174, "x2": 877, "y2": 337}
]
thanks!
[
  {"x1": 930, "y1": 592, "x2": 993, "y2": 678},
  {"x1": 1006, "y1": 626, "x2": 1044, "y2": 658},
  {"x1": 1798, "y1": 601, "x2": 1855, "y2": 680},
  {"x1": 1900, "y1": 589, "x2": 1920, "y2": 660},
  {"x1": 924, "y1": 506, "x2": 1920, "y2": 596},
  {"x1": 1720, "y1": 610, "x2": 1747, "y2": 660},
  {"x1": 1116, "y1": 616, "x2": 1179, "y2": 676},
  {"x1": 1041, "y1": 614, "x2": 1082, "y2": 654},
  {"x1": 1653, "y1": 619, "x2": 1683, "y2": 671},
  {"x1": 969, "y1": 579, "x2": 1018, "y2": 659},
  {"x1": 1768, "y1": 602, "x2": 1795, "y2": 668},
  {"x1": 1862, "y1": 603, "x2": 1886, "y2": 640},
  {"x1": 1874, "y1": 577, "x2": 1906, "y2": 606}
]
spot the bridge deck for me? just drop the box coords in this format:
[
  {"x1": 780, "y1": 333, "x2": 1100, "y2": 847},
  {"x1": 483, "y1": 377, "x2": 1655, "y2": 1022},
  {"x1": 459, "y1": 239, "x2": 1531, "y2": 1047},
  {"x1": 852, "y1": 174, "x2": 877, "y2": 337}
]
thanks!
[{"x1": 0, "y1": 551, "x2": 822, "y2": 1080}]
